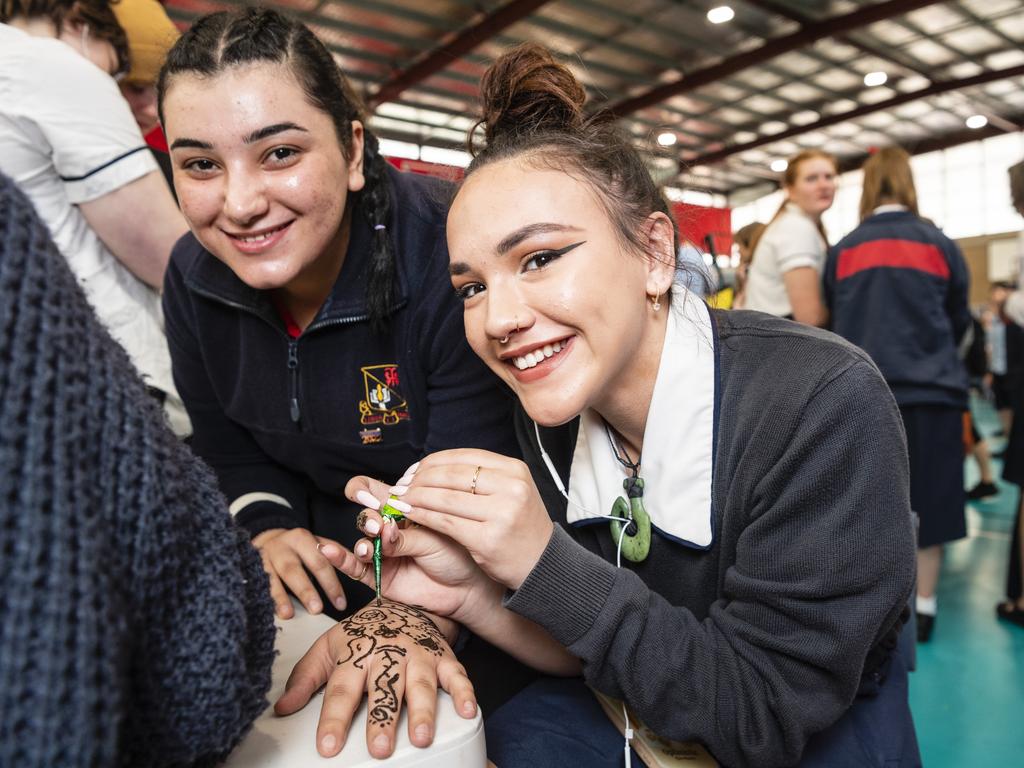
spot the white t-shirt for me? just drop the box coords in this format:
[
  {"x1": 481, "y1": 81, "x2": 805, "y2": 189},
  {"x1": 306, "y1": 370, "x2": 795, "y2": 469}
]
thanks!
[
  {"x1": 743, "y1": 202, "x2": 827, "y2": 317},
  {"x1": 0, "y1": 24, "x2": 188, "y2": 434}
]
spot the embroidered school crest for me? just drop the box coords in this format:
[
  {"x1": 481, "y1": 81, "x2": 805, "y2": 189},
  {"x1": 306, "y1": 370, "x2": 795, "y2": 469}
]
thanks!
[{"x1": 359, "y1": 364, "x2": 410, "y2": 427}]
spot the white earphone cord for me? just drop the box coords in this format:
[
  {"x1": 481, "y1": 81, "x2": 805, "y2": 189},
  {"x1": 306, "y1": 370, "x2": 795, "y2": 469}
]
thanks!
[{"x1": 534, "y1": 420, "x2": 635, "y2": 765}]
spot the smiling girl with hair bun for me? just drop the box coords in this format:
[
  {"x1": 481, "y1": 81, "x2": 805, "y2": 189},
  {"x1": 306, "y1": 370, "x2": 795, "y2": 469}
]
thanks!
[{"x1": 316, "y1": 43, "x2": 921, "y2": 767}]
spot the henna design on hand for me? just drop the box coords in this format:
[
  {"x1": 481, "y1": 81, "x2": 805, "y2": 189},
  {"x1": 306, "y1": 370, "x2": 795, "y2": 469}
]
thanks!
[{"x1": 334, "y1": 601, "x2": 448, "y2": 729}]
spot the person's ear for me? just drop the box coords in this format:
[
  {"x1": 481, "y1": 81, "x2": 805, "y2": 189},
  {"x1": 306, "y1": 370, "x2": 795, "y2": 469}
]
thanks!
[
  {"x1": 347, "y1": 121, "x2": 366, "y2": 193},
  {"x1": 642, "y1": 212, "x2": 676, "y2": 299}
]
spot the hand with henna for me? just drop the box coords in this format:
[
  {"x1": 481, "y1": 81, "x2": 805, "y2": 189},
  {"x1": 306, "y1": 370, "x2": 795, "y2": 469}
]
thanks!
[{"x1": 275, "y1": 600, "x2": 477, "y2": 759}]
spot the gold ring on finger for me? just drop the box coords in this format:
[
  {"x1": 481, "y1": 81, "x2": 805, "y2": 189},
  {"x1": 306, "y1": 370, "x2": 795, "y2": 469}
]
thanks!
[{"x1": 470, "y1": 465, "x2": 482, "y2": 495}]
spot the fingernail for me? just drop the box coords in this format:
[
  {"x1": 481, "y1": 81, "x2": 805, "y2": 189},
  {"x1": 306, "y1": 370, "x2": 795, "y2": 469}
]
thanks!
[
  {"x1": 364, "y1": 518, "x2": 381, "y2": 535},
  {"x1": 389, "y1": 484, "x2": 409, "y2": 496},
  {"x1": 319, "y1": 543, "x2": 338, "y2": 557},
  {"x1": 356, "y1": 490, "x2": 381, "y2": 510},
  {"x1": 386, "y1": 498, "x2": 411, "y2": 514},
  {"x1": 414, "y1": 723, "x2": 431, "y2": 742},
  {"x1": 397, "y1": 474, "x2": 415, "y2": 486},
  {"x1": 406, "y1": 461, "x2": 420, "y2": 475},
  {"x1": 355, "y1": 541, "x2": 369, "y2": 557},
  {"x1": 373, "y1": 734, "x2": 390, "y2": 752},
  {"x1": 321, "y1": 734, "x2": 337, "y2": 752},
  {"x1": 334, "y1": 597, "x2": 346, "y2": 610},
  {"x1": 462, "y1": 701, "x2": 476, "y2": 717},
  {"x1": 308, "y1": 599, "x2": 322, "y2": 613}
]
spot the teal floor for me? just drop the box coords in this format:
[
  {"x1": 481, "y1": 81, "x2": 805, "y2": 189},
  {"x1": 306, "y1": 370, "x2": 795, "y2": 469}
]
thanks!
[{"x1": 910, "y1": 395, "x2": 1024, "y2": 766}]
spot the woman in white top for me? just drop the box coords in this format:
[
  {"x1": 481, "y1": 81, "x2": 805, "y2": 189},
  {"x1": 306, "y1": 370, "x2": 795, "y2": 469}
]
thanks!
[{"x1": 744, "y1": 150, "x2": 837, "y2": 326}]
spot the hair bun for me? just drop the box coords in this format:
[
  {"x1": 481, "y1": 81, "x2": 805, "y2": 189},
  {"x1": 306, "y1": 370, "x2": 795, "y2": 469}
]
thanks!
[{"x1": 477, "y1": 43, "x2": 586, "y2": 149}]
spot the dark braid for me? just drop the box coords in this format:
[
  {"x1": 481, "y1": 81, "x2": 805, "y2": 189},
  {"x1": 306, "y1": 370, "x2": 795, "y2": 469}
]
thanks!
[
  {"x1": 359, "y1": 132, "x2": 395, "y2": 329},
  {"x1": 157, "y1": 8, "x2": 397, "y2": 330}
]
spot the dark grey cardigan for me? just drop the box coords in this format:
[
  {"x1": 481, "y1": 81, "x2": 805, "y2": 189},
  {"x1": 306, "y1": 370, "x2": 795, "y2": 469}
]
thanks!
[{"x1": 0, "y1": 172, "x2": 276, "y2": 767}]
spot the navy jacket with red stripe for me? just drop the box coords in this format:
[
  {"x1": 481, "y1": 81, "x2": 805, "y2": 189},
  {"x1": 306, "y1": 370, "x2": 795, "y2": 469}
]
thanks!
[{"x1": 823, "y1": 209, "x2": 970, "y2": 409}]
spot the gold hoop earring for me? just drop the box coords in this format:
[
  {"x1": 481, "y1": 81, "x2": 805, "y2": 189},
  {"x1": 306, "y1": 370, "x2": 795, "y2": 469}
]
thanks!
[{"x1": 650, "y1": 294, "x2": 662, "y2": 312}]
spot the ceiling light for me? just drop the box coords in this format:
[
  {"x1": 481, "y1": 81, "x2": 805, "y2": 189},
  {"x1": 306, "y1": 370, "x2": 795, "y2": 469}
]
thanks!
[
  {"x1": 770, "y1": 159, "x2": 789, "y2": 173},
  {"x1": 657, "y1": 131, "x2": 678, "y2": 147},
  {"x1": 864, "y1": 71, "x2": 888, "y2": 87},
  {"x1": 707, "y1": 6, "x2": 735, "y2": 24},
  {"x1": 965, "y1": 114, "x2": 988, "y2": 129}
]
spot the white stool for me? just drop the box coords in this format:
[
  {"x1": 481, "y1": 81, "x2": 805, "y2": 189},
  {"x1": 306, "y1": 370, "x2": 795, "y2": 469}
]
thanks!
[{"x1": 224, "y1": 605, "x2": 486, "y2": 767}]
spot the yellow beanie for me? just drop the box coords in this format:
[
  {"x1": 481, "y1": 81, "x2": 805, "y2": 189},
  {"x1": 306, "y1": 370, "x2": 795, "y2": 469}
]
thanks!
[{"x1": 111, "y1": 0, "x2": 180, "y2": 85}]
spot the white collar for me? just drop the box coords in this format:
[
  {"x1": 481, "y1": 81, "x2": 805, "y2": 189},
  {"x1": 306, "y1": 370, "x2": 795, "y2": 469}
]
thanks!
[
  {"x1": 871, "y1": 204, "x2": 910, "y2": 215},
  {"x1": 565, "y1": 289, "x2": 716, "y2": 548}
]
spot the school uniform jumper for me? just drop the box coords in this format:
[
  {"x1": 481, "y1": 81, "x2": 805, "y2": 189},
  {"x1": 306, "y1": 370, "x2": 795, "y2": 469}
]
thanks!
[
  {"x1": 824, "y1": 208, "x2": 970, "y2": 548},
  {"x1": 497, "y1": 307, "x2": 919, "y2": 768}
]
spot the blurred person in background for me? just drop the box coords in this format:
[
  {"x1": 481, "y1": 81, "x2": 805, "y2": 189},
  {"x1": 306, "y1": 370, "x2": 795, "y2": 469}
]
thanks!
[
  {"x1": 731, "y1": 220, "x2": 765, "y2": 309},
  {"x1": 743, "y1": 150, "x2": 836, "y2": 326},
  {"x1": 993, "y1": 159, "x2": 1024, "y2": 628},
  {"x1": 824, "y1": 146, "x2": 970, "y2": 643},
  {"x1": 985, "y1": 281, "x2": 1022, "y2": 440},
  {"x1": 0, "y1": 0, "x2": 190, "y2": 435},
  {"x1": 111, "y1": 0, "x2": 178, "y2": 188}
]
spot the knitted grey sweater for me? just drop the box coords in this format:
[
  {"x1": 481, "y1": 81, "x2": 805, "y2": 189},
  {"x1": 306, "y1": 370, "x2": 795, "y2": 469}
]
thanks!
[{"x1": 0, "y1": 173, "x2": 276, "y2": 767}]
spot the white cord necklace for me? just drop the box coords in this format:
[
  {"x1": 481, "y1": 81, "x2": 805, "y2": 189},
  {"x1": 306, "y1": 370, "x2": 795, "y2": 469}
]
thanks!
[{"x1": 533, "y1": 420, "x2": 636, "y2": 764}]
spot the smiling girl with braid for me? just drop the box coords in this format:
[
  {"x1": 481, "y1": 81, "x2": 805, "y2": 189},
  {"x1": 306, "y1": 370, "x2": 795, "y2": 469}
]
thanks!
[{"x1": 156, "y1": 8, "x2": 524, "y2": 759}]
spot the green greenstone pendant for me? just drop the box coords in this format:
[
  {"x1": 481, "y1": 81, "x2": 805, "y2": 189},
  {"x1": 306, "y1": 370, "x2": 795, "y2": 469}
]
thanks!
[{"x1": 609, "y1": 476, "x2": 651, "y2": 562}]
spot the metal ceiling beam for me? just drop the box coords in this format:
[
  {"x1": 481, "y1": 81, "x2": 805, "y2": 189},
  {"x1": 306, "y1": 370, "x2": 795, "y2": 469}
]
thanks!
[
  {"x1": 683, "y1": 62, "x2": 1024, "y2": 169},
  {"x1": 598, "y1": 0, "x2": 945, "y2": 119},
  {"x1": 834, "y1": 110, "x2": 1024, "y2": 175},
  {"x1": 739, "y1": 0, "x2": 938, "y2": 83},
  {"x1": 368, "y1": 0, "x2": 554, "y2": 109}
]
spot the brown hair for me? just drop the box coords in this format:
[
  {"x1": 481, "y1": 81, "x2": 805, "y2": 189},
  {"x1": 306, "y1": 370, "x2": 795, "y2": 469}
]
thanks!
[
  {"x1": 0, "y1": 0, "x2": 129, "y2": 76},
  {"x1": 464, "y1": 43, "x2": 679, "y2": 266},
  {"x1": 1009, "y1": 159, "x2": 1024, "y2": 215},
  {"x1": 748, "y1": 149, "x2": 837, "y2": 255},
  {"x1": 859, "y1": 146, "x2": 918, "y2": 221},
  {"x1": 733, "y1": 222, "x2": 765, "y2": 265}
]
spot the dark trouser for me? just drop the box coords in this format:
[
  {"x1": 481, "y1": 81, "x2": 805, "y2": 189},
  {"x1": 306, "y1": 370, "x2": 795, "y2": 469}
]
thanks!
[
  {"x1": 485, "y1": 641, "x2": 919, "y2": 768},
  {"x1": 485, "y1": 677, "x2": 643, "y2": 768}
]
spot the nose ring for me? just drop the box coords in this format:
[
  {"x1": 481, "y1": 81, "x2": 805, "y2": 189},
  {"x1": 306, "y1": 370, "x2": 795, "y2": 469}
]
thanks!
[{"x1": 499, "y1": 315, "x2": 520, "y2": 345}]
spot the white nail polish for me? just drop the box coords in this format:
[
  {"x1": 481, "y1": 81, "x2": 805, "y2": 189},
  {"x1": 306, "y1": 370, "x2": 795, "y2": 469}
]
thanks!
[
  {"x1": 356, "y1": 489, "x2": 381, "y2": 510},
  {"x1": 387, "y1": 498, "x2": 412, "y2": 514},
  {"x1": 389, "y1": 484, "x2": 409, "y2": 496}
]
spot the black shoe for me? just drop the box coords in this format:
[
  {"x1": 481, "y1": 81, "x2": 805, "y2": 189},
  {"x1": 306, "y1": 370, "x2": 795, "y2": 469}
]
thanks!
[
  {"x1": 966, "y1": 481, "x2": 999, "y2": 500},
  {"x1": 917, "y1": 613, "x2": 935, "y2": 643}
]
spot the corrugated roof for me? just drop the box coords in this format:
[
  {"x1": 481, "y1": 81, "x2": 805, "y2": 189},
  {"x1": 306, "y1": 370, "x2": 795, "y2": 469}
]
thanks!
[{"x1": 164, "y1": 0, "x2": 1024, "y2": 203}]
